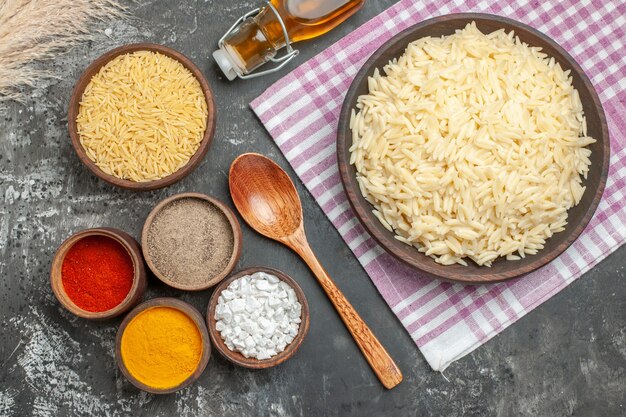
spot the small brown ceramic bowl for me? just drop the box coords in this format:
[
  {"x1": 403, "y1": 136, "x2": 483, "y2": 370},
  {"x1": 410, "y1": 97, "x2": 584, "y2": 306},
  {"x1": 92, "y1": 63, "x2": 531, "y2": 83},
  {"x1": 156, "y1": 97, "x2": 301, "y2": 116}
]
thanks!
[
  {"x1": 50, "y1": 227, "x2": 147, "y2": 320},
  {"x1": 68, "y1": 43, "x2": 216, "y2": 191},
  {"x1": 115, "y1": 298, "x2": 211, "y2": 394},
  {"x1": 142, "y1": 192, "x2": 243, "y2": 291},
  {"x1": 337, "y1": 13, "x2": 610, "y2": 284},
  {"x1": 206, "y1": 267, "x2": 310, "y2": 369}
]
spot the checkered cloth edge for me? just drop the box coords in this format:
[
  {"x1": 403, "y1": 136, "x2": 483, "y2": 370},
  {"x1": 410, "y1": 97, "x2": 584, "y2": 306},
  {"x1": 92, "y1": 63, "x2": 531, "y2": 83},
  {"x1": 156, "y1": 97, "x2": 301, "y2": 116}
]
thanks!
[{"x1": 250, "y1": 0, "x2": 626, "y2": 371}]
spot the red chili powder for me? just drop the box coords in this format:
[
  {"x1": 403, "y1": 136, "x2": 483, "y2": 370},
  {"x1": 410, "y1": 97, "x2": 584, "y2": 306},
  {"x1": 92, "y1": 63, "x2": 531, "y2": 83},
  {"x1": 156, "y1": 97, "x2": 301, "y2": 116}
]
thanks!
[{"x1": 61, "y1": 235, "x2": 134, "y2": 312}]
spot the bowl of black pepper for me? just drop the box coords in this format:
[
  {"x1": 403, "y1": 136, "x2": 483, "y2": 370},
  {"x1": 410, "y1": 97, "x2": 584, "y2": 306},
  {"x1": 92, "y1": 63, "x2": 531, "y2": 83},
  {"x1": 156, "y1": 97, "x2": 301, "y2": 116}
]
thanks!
[{"x1": 141, "y1": 192, "x2": 243, "y2": 291}]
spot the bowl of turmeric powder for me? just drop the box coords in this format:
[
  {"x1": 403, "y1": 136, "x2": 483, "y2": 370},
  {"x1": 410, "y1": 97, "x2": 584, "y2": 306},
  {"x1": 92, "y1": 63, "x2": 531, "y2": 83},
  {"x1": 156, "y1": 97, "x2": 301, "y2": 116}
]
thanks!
[
  {"x1": 115, "y1": 298, "x2": 211, "y2": 394},
  {"x1": 50, "y1": 227, "x2": 148, "y2": 320}
]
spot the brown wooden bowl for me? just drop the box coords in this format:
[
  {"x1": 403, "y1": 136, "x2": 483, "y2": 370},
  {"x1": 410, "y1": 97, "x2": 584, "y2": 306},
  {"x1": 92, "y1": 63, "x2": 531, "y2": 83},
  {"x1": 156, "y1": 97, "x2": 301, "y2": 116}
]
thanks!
[
  {"x1": 206, "y1": 267, "x2": 310, "y2": 369},
  {"x1": 337, "y1": 13, "x2": 610, "y2": 284},
  {"x1": 115, "y1": 297, "x2": 211, "y2": 394},
  {"x1": 67, "y1": 43, "x2": 216, "y2": 191},
  {"x1": 142, "y1": 192, "x2": 242, "y2": 291},
  {"x1": 50, "y1": 227, "x2": 147, "y2": 320}
]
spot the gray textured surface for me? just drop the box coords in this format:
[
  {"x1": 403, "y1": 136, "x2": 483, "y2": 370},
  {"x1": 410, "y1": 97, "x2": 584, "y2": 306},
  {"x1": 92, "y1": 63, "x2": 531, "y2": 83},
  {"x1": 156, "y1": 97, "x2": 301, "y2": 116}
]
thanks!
[{"x1": 0, "y1": 1, "x2": 624, "y2": 416}]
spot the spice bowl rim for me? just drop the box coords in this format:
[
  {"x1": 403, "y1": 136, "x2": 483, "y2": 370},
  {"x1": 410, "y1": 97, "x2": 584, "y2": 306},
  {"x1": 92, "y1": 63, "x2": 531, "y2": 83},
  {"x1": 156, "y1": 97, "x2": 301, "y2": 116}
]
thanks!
[
  {"x1": 206, "y1": 266, "x2": 310, "y2": 369},
  {"x1": 141, "y1": 192, "x2": 243, "y2": 291},
  {"x1": 49, "y1": 227, "x2": 147, "y2": 320},
  {"x1": 115, "y1": 297, "x2": 211, "y2": 394},
  {"x1": 67, "y1": 42, "x2": 217, "y2": 191}
]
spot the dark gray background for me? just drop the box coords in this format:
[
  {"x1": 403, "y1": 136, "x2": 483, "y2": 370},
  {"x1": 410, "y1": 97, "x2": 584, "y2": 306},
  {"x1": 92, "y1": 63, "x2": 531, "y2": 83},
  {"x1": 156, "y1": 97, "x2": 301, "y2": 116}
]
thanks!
[{"x1": 0, "y1": 1, "x2": 624, "y2": 416}]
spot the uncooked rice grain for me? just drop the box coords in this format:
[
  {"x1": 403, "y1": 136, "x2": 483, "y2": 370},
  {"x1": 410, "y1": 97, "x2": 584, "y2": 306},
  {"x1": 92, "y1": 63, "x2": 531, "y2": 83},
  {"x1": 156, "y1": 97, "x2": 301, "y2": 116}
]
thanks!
[
  {"x1": 349, "y1": 23, "x2": 594, "y2": 267},
  {"x1": 77, "y1": 51, "x2": 208, "y2": 182}
]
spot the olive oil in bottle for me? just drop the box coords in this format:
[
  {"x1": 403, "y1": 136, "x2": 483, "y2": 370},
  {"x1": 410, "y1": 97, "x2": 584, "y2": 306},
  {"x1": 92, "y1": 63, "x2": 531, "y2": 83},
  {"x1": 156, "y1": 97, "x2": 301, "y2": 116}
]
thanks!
[{"x1": 213, "y1": 0, "x2": 366, "y2": 80}]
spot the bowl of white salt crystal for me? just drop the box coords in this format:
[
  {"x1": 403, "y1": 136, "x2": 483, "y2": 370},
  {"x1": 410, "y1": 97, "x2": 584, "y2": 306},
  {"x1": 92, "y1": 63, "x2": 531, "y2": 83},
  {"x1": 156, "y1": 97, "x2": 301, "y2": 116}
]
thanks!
[{"x1": 206, "y1": 267, "x2": 309, "y2": 369}]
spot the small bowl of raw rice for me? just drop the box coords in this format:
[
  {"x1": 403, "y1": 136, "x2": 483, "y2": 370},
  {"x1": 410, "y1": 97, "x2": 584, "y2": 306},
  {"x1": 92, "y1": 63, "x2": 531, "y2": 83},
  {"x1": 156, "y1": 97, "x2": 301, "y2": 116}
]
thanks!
[
  {"x1": 68, "y1": 43, "x2": 216, "y2": 191},
  {"x1": 337, "y1": 14, "x2": 610, "y2": 283}
]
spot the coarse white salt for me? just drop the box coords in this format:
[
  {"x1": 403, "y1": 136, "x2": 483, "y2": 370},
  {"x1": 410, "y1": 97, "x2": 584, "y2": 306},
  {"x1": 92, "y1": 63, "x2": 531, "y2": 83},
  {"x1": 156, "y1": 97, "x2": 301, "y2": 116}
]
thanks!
[{"x1": 214, "y1": 272, "x2": 302, "y2": 360}]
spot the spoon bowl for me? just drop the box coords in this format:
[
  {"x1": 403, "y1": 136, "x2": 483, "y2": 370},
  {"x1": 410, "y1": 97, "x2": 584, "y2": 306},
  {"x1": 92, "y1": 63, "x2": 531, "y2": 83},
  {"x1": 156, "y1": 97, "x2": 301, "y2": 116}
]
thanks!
[
  {"x1": 229, "y1": 153, "x2": 402, "y2": 389},
  {"x1": 229, "y1": 154, "x2": 302, "y2": 239}
]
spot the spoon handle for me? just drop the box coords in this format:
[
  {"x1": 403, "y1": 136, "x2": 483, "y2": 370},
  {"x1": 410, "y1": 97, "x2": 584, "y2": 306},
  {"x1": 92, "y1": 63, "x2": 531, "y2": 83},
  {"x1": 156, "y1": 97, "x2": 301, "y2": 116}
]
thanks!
[{"x1": 284, "y1": 232, "x2": 403, "y2": 389}]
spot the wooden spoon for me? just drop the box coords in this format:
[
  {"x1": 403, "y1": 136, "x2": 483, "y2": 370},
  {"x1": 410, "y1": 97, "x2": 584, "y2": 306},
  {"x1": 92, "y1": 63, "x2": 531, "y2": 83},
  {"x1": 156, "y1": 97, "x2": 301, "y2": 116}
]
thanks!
[{"x1": 229, "y1": 153, "x2": 403, "y2": 389}]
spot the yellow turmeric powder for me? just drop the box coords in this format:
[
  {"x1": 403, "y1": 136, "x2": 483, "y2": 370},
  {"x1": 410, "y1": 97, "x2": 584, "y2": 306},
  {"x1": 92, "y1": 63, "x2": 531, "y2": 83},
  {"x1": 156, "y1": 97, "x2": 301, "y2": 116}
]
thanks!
[{"x1": 120, "y1": 306, "x2": 203, "y2": 389}]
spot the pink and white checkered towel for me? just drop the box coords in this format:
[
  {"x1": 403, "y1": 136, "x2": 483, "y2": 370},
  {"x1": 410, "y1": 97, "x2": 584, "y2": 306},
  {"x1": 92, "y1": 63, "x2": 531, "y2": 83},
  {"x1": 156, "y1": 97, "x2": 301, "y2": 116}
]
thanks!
[{"x1": 250, "y1": 0, "x2": 626, "y2": 371}]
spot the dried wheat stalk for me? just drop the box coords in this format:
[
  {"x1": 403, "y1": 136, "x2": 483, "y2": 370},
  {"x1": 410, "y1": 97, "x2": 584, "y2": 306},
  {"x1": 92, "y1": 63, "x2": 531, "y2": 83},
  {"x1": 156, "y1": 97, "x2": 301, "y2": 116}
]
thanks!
[{"x1": 0, "y1": 0, "x2": 127, "y2": 103}]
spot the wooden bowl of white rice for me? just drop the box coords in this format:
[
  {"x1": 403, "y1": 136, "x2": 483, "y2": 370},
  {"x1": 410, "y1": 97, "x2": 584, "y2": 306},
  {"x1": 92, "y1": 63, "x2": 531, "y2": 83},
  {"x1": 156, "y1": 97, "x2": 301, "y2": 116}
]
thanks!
[
  {"x1": 68, "y1": 43, "x2": 216, "y2": 191},
  {"x1": 337, "y1": 14, "x2": 610, "y2": 283}
]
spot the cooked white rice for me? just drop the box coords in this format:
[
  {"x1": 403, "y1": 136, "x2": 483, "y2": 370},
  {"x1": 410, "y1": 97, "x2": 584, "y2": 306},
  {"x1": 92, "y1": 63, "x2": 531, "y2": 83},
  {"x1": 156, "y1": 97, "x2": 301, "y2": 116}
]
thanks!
[{"x1": 349, "y1": 22, "x2": 594, "y2": 266}]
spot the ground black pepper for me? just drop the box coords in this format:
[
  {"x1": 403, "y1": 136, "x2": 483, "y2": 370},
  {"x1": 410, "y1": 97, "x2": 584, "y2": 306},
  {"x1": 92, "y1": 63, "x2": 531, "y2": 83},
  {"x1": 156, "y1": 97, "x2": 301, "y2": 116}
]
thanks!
[{"x1": 147, "y1": 197, "x2": 234, "y2": 286}]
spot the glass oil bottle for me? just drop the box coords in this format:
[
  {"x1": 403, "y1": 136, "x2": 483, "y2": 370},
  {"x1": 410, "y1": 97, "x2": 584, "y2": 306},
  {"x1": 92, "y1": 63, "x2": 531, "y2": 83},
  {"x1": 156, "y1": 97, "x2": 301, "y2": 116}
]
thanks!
[{"x1": 213, "y1": 0, "x2": 366, "y2": 80}]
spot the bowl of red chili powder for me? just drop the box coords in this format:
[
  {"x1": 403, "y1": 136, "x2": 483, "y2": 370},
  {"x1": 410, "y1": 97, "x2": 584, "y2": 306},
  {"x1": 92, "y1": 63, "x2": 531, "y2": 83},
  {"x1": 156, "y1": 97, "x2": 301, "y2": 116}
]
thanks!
[{"x1": 50, "y1": 228, "x2": 147, "y2": 319}]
